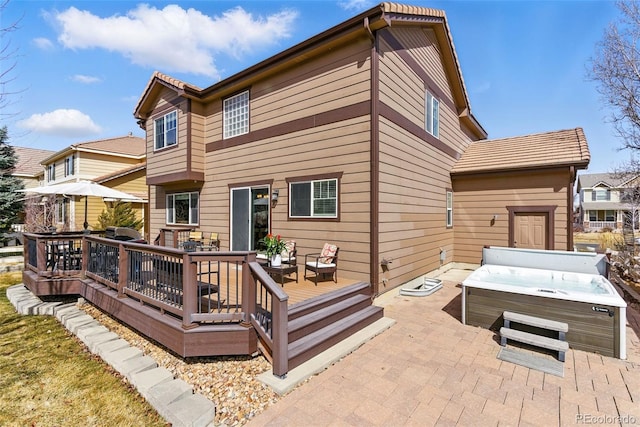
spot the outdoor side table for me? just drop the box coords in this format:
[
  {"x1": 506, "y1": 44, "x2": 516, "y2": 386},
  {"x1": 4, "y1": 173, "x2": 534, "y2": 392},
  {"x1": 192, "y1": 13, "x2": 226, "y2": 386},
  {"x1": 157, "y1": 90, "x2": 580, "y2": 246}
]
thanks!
[{"x1": 262, "y1": 264, "x2": 298, "y2": 286}]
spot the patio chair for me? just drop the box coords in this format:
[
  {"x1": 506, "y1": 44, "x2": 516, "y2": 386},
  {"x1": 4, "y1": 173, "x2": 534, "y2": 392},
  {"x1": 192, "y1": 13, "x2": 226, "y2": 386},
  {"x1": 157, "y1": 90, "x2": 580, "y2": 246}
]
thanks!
[
  {"x1": 202, "y1": 232, "x2": 220, "y2": 251},
  {"x1": 304, "y1": 243, "x2": 339, "y2": 285},
  {"x1": 282, "y1": 240, "x2": 297, "y2": 265}
]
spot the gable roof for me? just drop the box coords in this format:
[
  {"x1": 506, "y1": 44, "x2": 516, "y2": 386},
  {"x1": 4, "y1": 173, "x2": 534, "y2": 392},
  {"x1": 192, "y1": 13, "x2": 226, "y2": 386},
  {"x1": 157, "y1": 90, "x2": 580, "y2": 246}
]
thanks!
[
  {"x1": 41, "y1": 134, "x2": 146, "y2": 164},
  {"x1": 577, "y1": 172, "x2": 640, "y2": 189},
  {"x1": 134, "y1": 2, "x2": 485, "y2": 138},
  {"x1": 451, "y1": 128, "x2": 590, "y2": 175},
  {"x1": 13, "y1": 146, "x2": 56, "y2": 177}
]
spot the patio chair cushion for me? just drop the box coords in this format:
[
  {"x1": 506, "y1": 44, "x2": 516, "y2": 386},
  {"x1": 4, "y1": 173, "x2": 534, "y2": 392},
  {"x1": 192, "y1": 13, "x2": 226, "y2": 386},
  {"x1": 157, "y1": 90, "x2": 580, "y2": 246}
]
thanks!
[
  {"x1": 306, "y1": 261, "x2": 336, "y2": 268},
  {"x1": 281, "y1": 240, "x2": 296, "y2": 261},
  {"x1": 319, "y1": 243, "x2": 337, "y2": 263}
]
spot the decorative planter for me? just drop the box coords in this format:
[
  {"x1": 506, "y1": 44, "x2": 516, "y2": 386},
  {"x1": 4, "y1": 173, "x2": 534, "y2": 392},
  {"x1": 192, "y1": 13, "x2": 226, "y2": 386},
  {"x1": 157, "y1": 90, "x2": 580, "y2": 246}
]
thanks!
[{"x1": 270, "y1": 254, "x2": 282, "y2": 267}]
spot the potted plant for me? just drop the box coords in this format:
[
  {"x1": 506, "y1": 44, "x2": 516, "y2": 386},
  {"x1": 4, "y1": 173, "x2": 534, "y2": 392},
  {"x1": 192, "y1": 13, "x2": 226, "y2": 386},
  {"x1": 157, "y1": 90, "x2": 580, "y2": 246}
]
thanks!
[{"x1": 262, "y1": 233, "x2": 287, "y2": 266}]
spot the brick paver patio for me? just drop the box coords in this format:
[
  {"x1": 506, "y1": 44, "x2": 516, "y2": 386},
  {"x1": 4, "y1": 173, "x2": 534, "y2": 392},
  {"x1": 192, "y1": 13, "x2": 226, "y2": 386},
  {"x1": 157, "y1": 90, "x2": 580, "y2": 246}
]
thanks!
[{"x1": 250, "y1": 270, "x2": 640, "y2": 426}]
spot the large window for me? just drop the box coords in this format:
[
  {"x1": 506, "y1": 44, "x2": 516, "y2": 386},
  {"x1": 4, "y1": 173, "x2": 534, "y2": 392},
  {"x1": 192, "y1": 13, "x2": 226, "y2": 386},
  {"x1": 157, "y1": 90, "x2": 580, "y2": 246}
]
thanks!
[
  {"x1": 56, "y1": 197, "x2": 68, "y2": 224},
  {"x1": 290, "y1": 178, "x2": 338, "y2": 218},
  {"x1": 425, "y1": 90, "x2": 440, "y2": 138},
  {"x1": 446, "y1": 190, "x2": 453, "y2": 227},
  {"x1": 154, "y1": 110, "x2": 177, "y2": 150},
  {"x1": 589, "y1": 210, "x2": 615, "y2": 221},
  {"x1": 223, "y1": 91, "x2": 249, "y2": 139},
  {"x1": 591, "y1": 188, "x2": 610, "y2": 201},
  {"x1": 166, "y1": 192, "x2": 199, "y2": 225},
  {"x1": 64, "y1": 155, "x2": 74, "y2": 177}
]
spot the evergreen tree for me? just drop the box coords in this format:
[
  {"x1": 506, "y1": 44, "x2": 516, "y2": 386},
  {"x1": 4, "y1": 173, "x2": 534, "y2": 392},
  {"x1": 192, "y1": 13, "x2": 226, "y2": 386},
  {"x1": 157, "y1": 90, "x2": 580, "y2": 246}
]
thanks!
[
  {"x1": 95, "y1": 200, "x2": 143, "y2": 231},
  {"x1": 0, "y1": 126, "x2": 24, "y2": 242}
]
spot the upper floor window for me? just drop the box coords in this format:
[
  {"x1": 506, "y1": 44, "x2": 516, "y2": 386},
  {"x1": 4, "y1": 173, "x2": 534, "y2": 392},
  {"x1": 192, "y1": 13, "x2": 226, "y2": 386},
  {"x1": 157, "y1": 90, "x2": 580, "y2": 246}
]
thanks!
[
  {"x1": 47, "y1": 164, "x2": 55, "y2": 182},
  {"x1": 166, "y1": 191, "x2": 198, "y2": 225},
  {"x1": 64, "y1": 155, "x2": 75, "y2": 177},
  {"x1": 425, "y1": 90, "x2": 440, "y2": 138},
  {"x1": 154, "y1": 110, "x2": 177, "y2": 150},
  {"x1": 289, "y1": 178, "x2": 338, "y2": 218},
  {"x1": 223, "y1": 91, "x2": 249, "y2": 139},
  {"x1": 446, "y1": 190, "x2": 453, "y2": 227},
  {"x1": 591, "y1": 188, "x2": 610, "y2": 201}
]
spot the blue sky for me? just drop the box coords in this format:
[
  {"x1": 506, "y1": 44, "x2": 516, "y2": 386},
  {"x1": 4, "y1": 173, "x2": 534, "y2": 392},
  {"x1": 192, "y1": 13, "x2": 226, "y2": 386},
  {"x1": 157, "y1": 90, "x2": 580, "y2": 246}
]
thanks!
[{"x1": 2, "y1": 0, "x2": 625, "y2": 173}]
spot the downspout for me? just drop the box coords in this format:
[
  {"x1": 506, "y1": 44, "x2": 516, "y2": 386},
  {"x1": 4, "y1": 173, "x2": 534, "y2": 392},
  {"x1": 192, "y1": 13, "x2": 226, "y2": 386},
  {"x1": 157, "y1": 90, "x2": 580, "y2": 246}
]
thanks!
[
  {"x1": 366, "y1": 17, "x2": 381, "y2": 296},
  {"x1": 568, "y1": 166, "x2": 576, "y2": 251}
]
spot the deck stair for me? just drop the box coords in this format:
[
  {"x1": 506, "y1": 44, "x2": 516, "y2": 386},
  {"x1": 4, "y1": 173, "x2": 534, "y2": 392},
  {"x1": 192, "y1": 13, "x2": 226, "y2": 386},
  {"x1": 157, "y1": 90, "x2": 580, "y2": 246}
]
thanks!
[
  {"x1": 285, "y1": 282, "x2": 383, "y2": 371},
  {"x1": 500, "y1": 311, "x2": 569, "y2": 362}
]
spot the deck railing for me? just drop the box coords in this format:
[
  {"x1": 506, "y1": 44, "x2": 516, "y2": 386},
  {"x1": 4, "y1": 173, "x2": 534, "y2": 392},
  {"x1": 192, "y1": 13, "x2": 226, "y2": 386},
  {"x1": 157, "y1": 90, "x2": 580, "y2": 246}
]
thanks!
[{"x1": 23, "y1": 232, "x2": 291, "y2": 376}]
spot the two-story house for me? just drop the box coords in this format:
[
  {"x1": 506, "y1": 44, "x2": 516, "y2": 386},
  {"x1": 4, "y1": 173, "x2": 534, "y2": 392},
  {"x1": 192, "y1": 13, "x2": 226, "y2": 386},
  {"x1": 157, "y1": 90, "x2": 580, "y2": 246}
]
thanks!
[
  {"x1": 38, "y1": 134, "x2": 148, "y2": 233},
  {"x1": 577, "y1": 172, "x2": 640, "y2": 232},
  {"x1": 134, "y1": 3, "x2": 590, "y2": 295}
]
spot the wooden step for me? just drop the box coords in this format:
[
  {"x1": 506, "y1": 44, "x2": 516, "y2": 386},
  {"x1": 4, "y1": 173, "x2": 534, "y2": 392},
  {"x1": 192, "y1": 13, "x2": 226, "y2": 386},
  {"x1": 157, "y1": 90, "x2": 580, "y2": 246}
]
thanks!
[
  {"x1": 500, "y1": 327, "x2": 569, "y2": 361},
  {"x1": 288, "y1": 293, "x2": 372, "y2": 342},
  {"x1": 503, "y1": 311, "x2": 568, "y2": 332},
  {"x1": 287, "y1": 305, "x2": 383, "y2": 371},
  {"x1": 287, "y1": 282, "x2": 371, "y2": 320}
]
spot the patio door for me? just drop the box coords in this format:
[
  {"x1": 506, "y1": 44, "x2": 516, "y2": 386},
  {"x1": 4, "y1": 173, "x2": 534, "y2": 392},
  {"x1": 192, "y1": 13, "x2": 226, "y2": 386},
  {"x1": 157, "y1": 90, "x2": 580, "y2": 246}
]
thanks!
[{"x1": 230, "y1": 186, "x2": 270, "y2": 251}]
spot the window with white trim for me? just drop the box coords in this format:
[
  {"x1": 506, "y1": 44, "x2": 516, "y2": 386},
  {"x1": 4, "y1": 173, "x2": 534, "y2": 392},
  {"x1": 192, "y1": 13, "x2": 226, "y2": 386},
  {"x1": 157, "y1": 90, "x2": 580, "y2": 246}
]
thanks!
[
  {"x1": 64, "y1": 155, "x2": 75, "y2": 177},
  {"x1": 154, "y1": 110, "x2": 177, "y2": 150},
  {"x1": 446, "y1": 191, "x2": 453, "y2": 227},
  {"x1": 166, "y1": 192, "x2": 198, "y2": 225},
  {"x1": 426, "y1": 91, "x2": 440, "y2": 138},
  {"x1": 591, "y1": 188, "x2": 610, "y2": 201},
  {"x1": 56, "y1": 197, "x2": 68, "y2": 223},
  {"x1": 47, "y1": 164, "x2": 55, "y2": 182},
  {"x1": 223, "y1": 91, "x2": 249, "y2": 139},
  {"x1": 289, "y1": 178, "x2": 338, "y2": 218}
]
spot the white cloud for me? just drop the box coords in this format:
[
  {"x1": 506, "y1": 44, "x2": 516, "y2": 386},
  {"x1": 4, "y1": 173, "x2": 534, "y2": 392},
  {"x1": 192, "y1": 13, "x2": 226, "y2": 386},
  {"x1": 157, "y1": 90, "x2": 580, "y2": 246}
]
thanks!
[
  {"x1": 17, "y1": 109, "x2": 102, "y2": 137},
  {"x1": 54, "y1": 4, "x2": 299, "y2": 78},
  {"x1": 71, "y1": 74, "x2": 102, "y2": 84},
  {"x1": 32, "y1": 37, "x2": 54, "y2": 50},
  {"x1": 472, "y1": 81, "x2": 492, "y2": 94},
  {"x1": 338, "y1": 0, "x2": 375, "y2": 11}
]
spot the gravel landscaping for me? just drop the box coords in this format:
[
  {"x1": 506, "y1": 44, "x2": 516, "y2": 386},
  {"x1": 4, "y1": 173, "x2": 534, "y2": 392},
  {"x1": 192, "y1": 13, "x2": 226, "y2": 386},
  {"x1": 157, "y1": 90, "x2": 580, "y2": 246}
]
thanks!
[{"x1": 80, "y1": 304, "x2": 281, "y2": 426}]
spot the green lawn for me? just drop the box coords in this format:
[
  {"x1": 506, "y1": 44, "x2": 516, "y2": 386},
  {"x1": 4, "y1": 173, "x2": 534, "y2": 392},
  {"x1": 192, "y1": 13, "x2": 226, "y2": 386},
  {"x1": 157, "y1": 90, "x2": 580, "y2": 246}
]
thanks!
[{"x1": 0, "y1": 272, "x2": 168, "y2": 427}]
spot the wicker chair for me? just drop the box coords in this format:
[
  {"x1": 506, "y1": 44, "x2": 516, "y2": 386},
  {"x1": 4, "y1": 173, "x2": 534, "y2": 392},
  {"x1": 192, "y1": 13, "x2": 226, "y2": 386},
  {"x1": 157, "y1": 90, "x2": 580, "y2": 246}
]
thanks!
[{"x1": 304, "y1": 243, "x2": 339, "y2": 285}]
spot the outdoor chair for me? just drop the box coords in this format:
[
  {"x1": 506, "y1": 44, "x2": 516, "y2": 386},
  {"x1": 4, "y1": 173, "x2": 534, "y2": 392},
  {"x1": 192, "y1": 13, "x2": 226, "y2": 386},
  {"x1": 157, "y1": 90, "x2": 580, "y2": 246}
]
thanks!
[
  {"x1": 304, "y1": 243, "x2": 339, "y2": 285},
  {"x1": 282, "y1": 240, "x2": 297, "y2": 265},
  {"x1": 202, "y1": 232, "x2": 220, "y2": 251}
]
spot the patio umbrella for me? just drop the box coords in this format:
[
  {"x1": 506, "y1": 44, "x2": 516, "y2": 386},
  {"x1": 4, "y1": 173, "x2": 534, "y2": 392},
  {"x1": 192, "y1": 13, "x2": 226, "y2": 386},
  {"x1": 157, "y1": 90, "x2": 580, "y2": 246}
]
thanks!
[{"x1": 21, "y1": 180, "x2": 143, "y2": 230}]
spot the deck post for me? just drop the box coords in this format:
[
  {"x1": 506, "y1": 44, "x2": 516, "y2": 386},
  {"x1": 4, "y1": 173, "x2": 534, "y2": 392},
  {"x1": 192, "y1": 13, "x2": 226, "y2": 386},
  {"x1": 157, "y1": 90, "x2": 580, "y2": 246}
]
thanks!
[
  {"x1": 117, "y1": 243, "x2": 127, "y2": 298},
  {"x1": 81, "y1": 236, "x2": 89, "y2": 274},
  {"x1": 272, "y1": 297, "x2": 289, "y2": 378},
  {"x1": 182, "y1": 253, "x2": 197, "y2": 329},
  {"x1": 242, "y1": 253, "x2": 257, "y2": 326},
  {"x1": 36, "y1": 236, "x2": 46, "y2": 272},
  {"x1": 172, "y1": 229, "x2": 180, "y2": 249}
]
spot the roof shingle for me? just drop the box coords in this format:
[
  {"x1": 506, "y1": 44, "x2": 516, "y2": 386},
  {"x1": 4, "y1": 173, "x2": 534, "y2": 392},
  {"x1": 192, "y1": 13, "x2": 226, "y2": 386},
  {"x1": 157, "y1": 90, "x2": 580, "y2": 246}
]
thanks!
[{"x1": 452, "y1": 128, "x2": 590, "y2": 174}]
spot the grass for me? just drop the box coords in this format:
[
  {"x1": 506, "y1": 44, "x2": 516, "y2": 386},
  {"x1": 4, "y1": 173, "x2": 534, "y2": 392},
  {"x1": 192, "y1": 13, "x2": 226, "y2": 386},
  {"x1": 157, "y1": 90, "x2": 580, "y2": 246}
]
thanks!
[
  {"x1": 574, "y1": 231, "x2": 625, "y2": 251},
  {"x1": 0, "y1": 272, "x2": 168, "y2": 427}
]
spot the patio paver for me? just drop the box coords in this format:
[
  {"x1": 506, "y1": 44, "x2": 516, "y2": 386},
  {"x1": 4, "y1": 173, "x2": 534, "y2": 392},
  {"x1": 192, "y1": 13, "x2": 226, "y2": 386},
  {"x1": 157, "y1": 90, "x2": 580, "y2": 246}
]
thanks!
[{"x1": 250, "y1": 269, "x2": 640, "y2": 426}]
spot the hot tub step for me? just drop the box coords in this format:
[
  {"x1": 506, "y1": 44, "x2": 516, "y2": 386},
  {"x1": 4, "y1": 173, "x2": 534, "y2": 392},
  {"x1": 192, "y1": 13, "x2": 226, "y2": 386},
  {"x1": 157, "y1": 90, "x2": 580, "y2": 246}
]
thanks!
[
  {"x1": 503, "y1": 311, "x2": 568, "y2": 333},
  {"x1": 500, "y1": 327, "x2": 569, "y2": 362}
]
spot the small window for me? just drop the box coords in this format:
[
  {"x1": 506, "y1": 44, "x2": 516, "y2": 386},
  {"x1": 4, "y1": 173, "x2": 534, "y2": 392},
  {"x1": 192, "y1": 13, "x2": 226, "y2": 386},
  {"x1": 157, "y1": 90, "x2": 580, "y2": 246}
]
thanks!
[
  {"x1": 64, "y1": 155, "x2": 74, "y2": 177},
  {"x1": 154, "y1": 110, "x2": 177, "y2": 150},
  {"x1": 47, "y1": 164, "x2": 55, "y2": 182},
  {"x1": 592, "y1": 188, "x2": 610, "y2": 201},
  {"x1": 223, "y1": 91, "x2": 249, "y2": 139},
  {"x1": 56, "y1": 197, "x2": 68, "y2": 223},
  {"x1": 290, "y1": 178, "x2": 338, "y2": 218},
  {"x1": 166, "y1": 191, "x2": 198, "y2": 225},
  {"x1": 446, "y1": 191, "x2": 453, "y2": 227},
  {"x1": 426, "y1": 91, "x2": 440, "y2": 138}
]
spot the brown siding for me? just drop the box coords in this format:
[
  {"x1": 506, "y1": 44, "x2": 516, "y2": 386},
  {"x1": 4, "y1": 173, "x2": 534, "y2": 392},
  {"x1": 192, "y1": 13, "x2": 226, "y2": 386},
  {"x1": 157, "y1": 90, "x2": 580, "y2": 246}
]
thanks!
[
  {"x1": 377, "y1": 27, "x2": 476, "y2": 292},
  {"x1": 145, "y1": 88, "x2": 190, "y2": 180},
  {"x1": 453, "y1": 169, "x2": 572, "y2": 263}
]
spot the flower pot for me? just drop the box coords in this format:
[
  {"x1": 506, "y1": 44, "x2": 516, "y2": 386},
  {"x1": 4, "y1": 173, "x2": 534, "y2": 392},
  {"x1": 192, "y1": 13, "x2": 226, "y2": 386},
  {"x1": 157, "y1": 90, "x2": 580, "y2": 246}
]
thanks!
[{"x1": 271, "y1": 254, "x2": 282, "y2": 267}]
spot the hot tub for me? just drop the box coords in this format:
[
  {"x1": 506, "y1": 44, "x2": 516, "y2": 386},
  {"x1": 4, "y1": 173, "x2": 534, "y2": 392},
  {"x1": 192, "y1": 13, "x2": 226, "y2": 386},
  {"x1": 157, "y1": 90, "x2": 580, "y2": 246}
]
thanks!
[{"x1": 462, "y1": 263, "x2": 627, "y2": 359}]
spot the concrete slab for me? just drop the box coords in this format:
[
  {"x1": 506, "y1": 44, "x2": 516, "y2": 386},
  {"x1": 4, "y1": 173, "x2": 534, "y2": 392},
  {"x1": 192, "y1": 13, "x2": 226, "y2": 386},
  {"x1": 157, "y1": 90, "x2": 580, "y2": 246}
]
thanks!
[
  {"x1": 76, "y1": 325, "x2": 110, "y2": 344},
  {"x1": 65, "y1": 314, "x2": 98, "y2": 334},
  {"x1": 258, "y1": 316, "x2": 396, "y2": 395},
  {"x1": 131, "y1": 367, "x2": 174, "y2": 395},
  {"x1": 146, "y1": 379, "x2": 193, "y2": 410},
  {"x1": 164, "y1": 394, "x2": 216, "y2": 427},
  {"x1": 120, "y1": 355, "x2": 157, "y2": 382},
  {"x1": 86, "y1": 331, "x2": 120, "y2": 353},
  {"x1": 95, "y1": 338, "x2": 131, "y2": 358},
  {"x1": 52, "y1": 303, "x2": 78, "y2": 320},
  {"x1": 103, "y1": 346, "x2": 143, "y2": 370},
  {"x1": 36, "y1": 301, "x2": 63, "y2": 315},
  {"x1": 16, "y1": 298, "x2": 45, "y2": 315}
]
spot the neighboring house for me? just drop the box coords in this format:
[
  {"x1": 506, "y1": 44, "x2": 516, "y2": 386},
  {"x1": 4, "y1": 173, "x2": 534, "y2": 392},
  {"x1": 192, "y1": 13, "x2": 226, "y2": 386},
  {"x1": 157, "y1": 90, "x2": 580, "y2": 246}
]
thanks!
[
  {"x1": 38, "y1": 134, "x2": 147, "y2": 232},
  {"x1": 133, "y1": 3, "x2": 590, "y2": 295},
  {"x1": 576, "y1": 172, "x2": 640, "y2": 232},
  {"x1": 13, "y1": 146, "x2": 56, "y2": 189}
]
